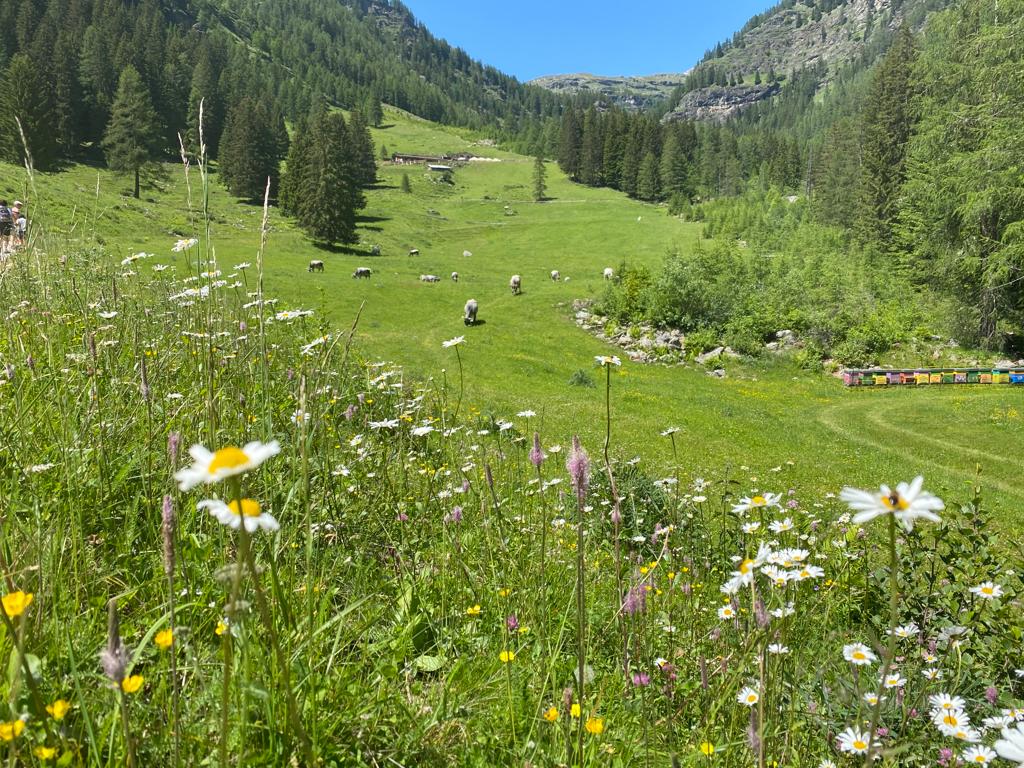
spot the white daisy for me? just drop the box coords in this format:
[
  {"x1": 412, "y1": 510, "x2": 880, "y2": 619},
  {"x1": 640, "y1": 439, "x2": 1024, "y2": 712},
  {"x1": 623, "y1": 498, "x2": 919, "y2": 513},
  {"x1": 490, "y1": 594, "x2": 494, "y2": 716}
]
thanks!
[
  {"x1": 930, "y1": 694, "x2": 966, "y2": 712},
  {"x1": 837, "y1": 727, "x2": 874, "y2": 754},
  {"x1": 736, "y1": 686, "x2": 759, "y2": 706},
  {"x1": 742, "y1": 522, "x2": 761, "y2": 534},
  {"x1": 442, "y1": 336, "x2": 465, "y2": 348},
  {"x1": 594, "y1": 355, "x2": 621, "y2": 366},
  {"x1": 769, "y1": 517, "x2": 794, "y2": 533},
  {"x1": 891, "y1": 623, "x2": 919, "y2": 639},
  {"x1": 718, "y1": 605, "x2": 736, "y2": 620},
  {"x1": 767, "y1": 644, "x2": 790, "y2": 655},
  {"x1": 732, "y1": 493, "x2": 782, "y2": 514},
  {"x1": 411, "y1": 425, "x2": 435, "y2": 437},
  {"x1": 839, "y1": 476, "x2": 944, "y2": 531},
  {"x1": 970, "y1": 582, "x2": 1004, "y2": 600},
  {"x1": 198, "y1": 498, "x2": 279, "y2": 533},
  {"x1": 842, "y1": 643, "x2": 877, "y2": 666},
  {"x1": 933, "y1": 709, "x2": 971, "y2": 732},
  {"x1": 175, "y1": 441, "x2": 280, "y2": 491},
  {"x1": 962, "y1": 745, "x2": 997, "y2": 764}
]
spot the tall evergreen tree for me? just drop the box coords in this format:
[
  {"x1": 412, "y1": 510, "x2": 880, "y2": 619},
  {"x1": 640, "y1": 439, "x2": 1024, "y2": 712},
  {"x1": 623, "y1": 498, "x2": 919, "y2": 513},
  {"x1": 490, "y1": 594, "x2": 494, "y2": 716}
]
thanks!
[
  {"x1": 0, "y1": 53, "x2": 56, "y2": 170},
  {"x1": 858, "y1": 25, "x2": 917, "y2": 246},
  {"x1": 557, "y1": 106, "x2": 582, "y2": 180},
  {"x1": 579, "y1": 106, "x2": 603, "y2": 187},
  {"x1": 347, "y1": 110, "x2": 377, "y2": 187},
  {"x1": 102, "y1": 65, "x2": 162, "y2": 198},
  {"x1": 219, "y1": 98, "x2": 279, "y2": 200},
  {"x1": 532, "y1": 154, "x2": 547, "y2": 202},
  {"x1": 636, "y1": 152, "x2": 661, "y2": 202}
]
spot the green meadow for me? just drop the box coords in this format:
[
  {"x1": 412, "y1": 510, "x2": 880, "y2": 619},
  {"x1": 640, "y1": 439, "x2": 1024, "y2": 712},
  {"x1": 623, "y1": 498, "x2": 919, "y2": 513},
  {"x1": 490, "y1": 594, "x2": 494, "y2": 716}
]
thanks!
[{"x1": 4, "y1": 108, "x2": 1023, "y2": 513}]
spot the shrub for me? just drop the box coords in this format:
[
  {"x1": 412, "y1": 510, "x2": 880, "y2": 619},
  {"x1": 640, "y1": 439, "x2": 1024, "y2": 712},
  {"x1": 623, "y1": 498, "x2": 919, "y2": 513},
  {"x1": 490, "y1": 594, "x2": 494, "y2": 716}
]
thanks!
[{"x1": 568, "y1": 368, "x2": 595, "y2": 387}]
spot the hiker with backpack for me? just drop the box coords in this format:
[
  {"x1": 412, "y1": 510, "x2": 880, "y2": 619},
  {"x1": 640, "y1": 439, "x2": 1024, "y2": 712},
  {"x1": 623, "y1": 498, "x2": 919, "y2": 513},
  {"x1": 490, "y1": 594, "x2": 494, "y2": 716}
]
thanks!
[{"x1": 0, "y1": 201, "x2": 12, "y2": 249}]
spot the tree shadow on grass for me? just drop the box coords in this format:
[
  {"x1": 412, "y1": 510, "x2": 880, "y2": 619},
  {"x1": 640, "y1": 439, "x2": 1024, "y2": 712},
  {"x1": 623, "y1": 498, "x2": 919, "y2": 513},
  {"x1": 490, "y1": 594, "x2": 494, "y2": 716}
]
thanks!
[{"x1": 312, "y1": 241, "x2": 377, "y2": 257}]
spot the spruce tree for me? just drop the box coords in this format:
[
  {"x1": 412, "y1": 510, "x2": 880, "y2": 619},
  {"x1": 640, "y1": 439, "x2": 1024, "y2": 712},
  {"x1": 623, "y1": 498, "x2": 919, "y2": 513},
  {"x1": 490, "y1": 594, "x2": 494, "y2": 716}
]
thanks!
[
  {"x1": 532, "y1": 154, "x2": 547, "y2": 202},
  {"x1": 636, "y1": 152, "x2": 661, "y2": 202},
  {"x1": 859, "y1": 25, "x2": 917, "y2": 246},
  {"x1": 219, "y1": 98, "x2": 279, "y2": 200},
  {"x1": 557, "y1": 106, "x2": 582, "y2": 180},
  {"x1": 347, "y1": 110, "x2": 377, "y2": 187},
  {"x1": 579, "y1": 106, "x2": 603, "y2": 187},
  {"x1": 102, "y1": 66, "x2": 162, "y2": 198},
  {"x1": 400, "y1": 172, "x2": 412, "y2": 193},
  {"x1": 0, "y1": 53, "x2": 57, "y2": 170}
]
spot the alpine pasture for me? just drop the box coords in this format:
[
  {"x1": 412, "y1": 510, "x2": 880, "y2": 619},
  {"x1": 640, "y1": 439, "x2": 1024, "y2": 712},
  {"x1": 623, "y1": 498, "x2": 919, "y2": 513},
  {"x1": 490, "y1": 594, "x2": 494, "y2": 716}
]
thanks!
[{"x1": 1, "y1": 108, "x2": 1024, "y2": 767}]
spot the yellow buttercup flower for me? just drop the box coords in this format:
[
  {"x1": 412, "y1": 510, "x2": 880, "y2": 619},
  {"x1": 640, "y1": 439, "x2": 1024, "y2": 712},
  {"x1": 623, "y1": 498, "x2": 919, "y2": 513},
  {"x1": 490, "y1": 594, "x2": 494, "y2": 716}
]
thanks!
[
  {"x1": 0, "y1": 720, "x2": 24, "y2": 741},
  {"x1": 570, "y1": 703, "x2": 581, "y2": 718},
  {"x1": 34, "y1": 746, "x2": 57, "y2": 760},
  {"x1": 499, "y1": 650, "x2": 515, "y2": 663},
  {"x1": 543, "y1": 707, "x2": 559, "y2": 722},
  {"x1": 2, "y1": 591, "x2": 33, "y2": 618},
  {"x1": 585, "y1": 717, "x2": 605, "y2": 735},
  {"x1": 700, "y1": 741, "x2": 715, "y2": 756},
  {"x1": 466, "y1": 604, "x2": 481, "y2": 616},
  {"x1": 121, "y1": 675, "x2": 144, "y2": 694},
  {"x1": 46, "y1": 700, "x2": 70, "y2": 720},
  {"x1": 155, "y1": 628, "x2": 174, "y2": 650},
  {"x1": 215, "y1": 620, "x2": 228, "y2": 636}
]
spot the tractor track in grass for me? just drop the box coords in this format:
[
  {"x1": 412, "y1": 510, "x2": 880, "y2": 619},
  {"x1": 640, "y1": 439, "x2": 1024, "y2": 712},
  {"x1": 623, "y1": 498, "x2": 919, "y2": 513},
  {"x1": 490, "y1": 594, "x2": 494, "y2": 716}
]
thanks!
[{"x1": 816, "y1": 391, "x2": 1024, "y2": 504}]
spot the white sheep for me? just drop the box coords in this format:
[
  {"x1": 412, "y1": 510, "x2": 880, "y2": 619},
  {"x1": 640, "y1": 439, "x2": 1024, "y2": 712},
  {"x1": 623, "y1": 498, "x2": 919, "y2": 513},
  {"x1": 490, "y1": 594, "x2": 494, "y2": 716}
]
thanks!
[
  {"x1": 420, "y1": 274, "x2": 440, "y2": 283},
  {"x1": 603, "y1": 267, "x2": 614, "y2": 280},
  {"x1": 352, "y1": 267, "x2": 371, "y2": 279},
  {"x1": 550, "y1": 270, "x2": 560, "y2": 282},
  {"x1": 409, "y1": 248, "x2": 420, "y2": 256},
  {"x1": 510, "y1": 274, "x2": 521, "y2": 295},
  {"x1": 451, "y1": 271, "x2": 459, "y2": 283},
  {"x1": 308, "y1": 260, "x2": 324, "y2": 272},
  {"x1": 463, "y1": 250, "x2": 473, "y2": 258},
  {"x1": 464, "y1": 299, "x2": 478, "y2": 325}
]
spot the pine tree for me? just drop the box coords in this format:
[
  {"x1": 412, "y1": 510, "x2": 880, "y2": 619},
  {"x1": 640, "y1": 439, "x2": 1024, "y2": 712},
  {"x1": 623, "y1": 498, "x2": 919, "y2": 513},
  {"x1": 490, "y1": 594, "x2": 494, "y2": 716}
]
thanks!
[
  {"x1": 347, "y1": 110, "x2": 377, "y2": 187},
  {"x1": 636, "y1": 152, "x2": 661, "y2": 201},
  {"x1": 557, "y1": 106, "x2": 582, "y2": 180},
  {"x1": 187, "y1": 46, "x2": 224, "y2": 158},
  {"x1": 102, "y1": 65, "x2": 162, "y2": 198},
  {"x1": 282, "y1": 109, "x2": 366, "y2": 244},
  {"x1": 859, "y1": 25, "x2": 917, "y2": 247},
  {"x1": 0, "y1": 53, "x2": 57, "y2": 170},
  {"x1": 400, "y1": 172, "x2": 412, "y2": 193},
  {"x1": 660, "y1": 125, "x2": 691, "y2": 200},
  {"x1": 579, "y1": 106, "x2": 603, "y2": 187},
  {"x1": 219, "y1": 98, "x2": 279, "y2": 200},
  {"x1": 364, "y1": 93, "x2": 384, "y2": 127},
  {"x1": 532, "y1": 154, "x2": 547, "y2": 202},
  {"x1": 380, "y1": 143, "x2": 390, "y2": 161}
]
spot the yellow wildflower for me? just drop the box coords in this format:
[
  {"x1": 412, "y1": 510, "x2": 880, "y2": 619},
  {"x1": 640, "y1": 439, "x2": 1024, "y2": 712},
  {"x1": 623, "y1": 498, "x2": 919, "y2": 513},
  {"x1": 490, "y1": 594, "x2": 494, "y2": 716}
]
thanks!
[
  {"x1": 121, "y1": 675, "x2": 144, "y2": 694},
  {"x1": 155, "y1": 628, "x2": 174, "y2": 650},
  {"x1": 216, "y1": 620, "x2": 228, "y2": 636},
  {"x1": 543, "y1": 707, "x2": 559, "y2": 722},
  {"x1": 2, "y1": 591, "x2": 33, "y2": 618},
  {"x1": 570, "y1": 703, "x2": 581, "y2": 718},
  {"x1": 466, "y1": 604, "x2": 481, "y2": 616},
  {"x1": 585, "y1": 717, "x2": 605, "y2": 735},
  {"x1": 499, "y1": 650, "x2": 515, "y2": 663},
  {"x1": 700, "y1": 742, "x2": 715, "y2": 756},
  {"x1": 0, "y1": 720, "x2": 24, "y2": 741},
  {"x1": 46, "y1": 700, "x2": 70, "y2": 721},
  {"x1": 34, "y1": 746, "x2": 57, "y2": 760}
]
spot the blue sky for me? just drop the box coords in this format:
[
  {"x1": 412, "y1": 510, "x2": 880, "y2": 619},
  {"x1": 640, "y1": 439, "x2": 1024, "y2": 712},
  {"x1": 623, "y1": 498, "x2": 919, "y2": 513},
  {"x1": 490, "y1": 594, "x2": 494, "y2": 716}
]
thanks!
[{"x1": 402, "y1": 1, "x2": 776, "y2": 81}]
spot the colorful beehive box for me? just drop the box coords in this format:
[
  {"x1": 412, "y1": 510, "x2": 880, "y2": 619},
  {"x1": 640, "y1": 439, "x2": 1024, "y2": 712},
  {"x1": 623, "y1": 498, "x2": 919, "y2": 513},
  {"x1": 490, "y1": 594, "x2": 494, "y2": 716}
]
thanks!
[
  {"x1": 916, "y1": 371, "x2": 930, "y2": 384},
  {"x1": 967, "y1": 370, "x2": 981, "y2": 384},
  {"x1": 994, "y1": 370, "x2": 1010, "y2": 384},
  {"x1": 861, "y1": 372, "x2": 874, "y2": 386},
  {"x1": 843, "y1": 371, "x2": 860, "y2": 386},
  {"x1": 887, "y1": 371, "x2": 902, "y2": 384},
  {"x1": 980, "y1": 373, "x2": 993, "y2": 384},
  {"x1": 941, "y1": 371, "x2": 955, "y2": 384},
  {"x1": 929, "y1": 373, "x2": 943, "y2": 384},
  {"x1": 873, "y1": 374, "x2": 889, "y2": 386},
  {"x1": 954, "y1": 371, "x2": 968, "y2": 384},
  {"x1": 899, "y1": 372, "x2": 916, "y2": 385},
  {"x1": 1010, "y1": 371, "x2": 1024, "y2": 384}
]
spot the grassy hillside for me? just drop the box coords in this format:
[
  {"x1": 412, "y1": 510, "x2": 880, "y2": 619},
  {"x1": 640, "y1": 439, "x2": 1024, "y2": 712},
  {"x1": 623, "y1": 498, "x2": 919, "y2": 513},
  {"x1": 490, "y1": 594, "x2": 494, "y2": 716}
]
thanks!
[{"x1": 4, "y1": 108, "x2": 1023, "y2": 514}]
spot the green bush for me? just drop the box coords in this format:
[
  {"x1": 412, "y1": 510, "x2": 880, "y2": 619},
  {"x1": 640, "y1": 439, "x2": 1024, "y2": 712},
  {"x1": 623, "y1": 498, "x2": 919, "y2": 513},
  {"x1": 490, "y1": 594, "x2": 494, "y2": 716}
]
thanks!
[{"x1": 568, "y1": 368, "x2": 596, "y2": 387}]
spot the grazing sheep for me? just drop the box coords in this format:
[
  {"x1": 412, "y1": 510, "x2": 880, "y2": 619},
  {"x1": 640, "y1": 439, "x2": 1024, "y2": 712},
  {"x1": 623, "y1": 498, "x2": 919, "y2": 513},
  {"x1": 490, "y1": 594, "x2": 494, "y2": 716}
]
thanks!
[
  {"x1": 603, "y1": 267, "x2": 614, "y2": 280},
  {"x1": 371, "y1": 244, "x2": 381, "y2": 256},
  {"x1": 308, "y1": 260, "x2": 324, "y2": 272},
  {"x1": 464, "y1": 299, "x2": 478, "y2": 326},
  {"x1": 409, "y1": 248, "x2": 420, "y2": 256},
  {"x1": 451, "y1": 271, "x2": 459, "y2": 282},
  {"x1": 352, "y1": 267, "x2": 372, "y2": 279},
  {"x1": 420, "y1": 274, "x2": 440, "y2": 283},
  {"x1": 510, "y1": 274, "x2": 521, "y2": 295},
  {"x1": 550, "y1": 270, "x2": 560, "y2": 282},
  {"x1": 463, "y1": 250, "x2": 472, "y2": 258}
]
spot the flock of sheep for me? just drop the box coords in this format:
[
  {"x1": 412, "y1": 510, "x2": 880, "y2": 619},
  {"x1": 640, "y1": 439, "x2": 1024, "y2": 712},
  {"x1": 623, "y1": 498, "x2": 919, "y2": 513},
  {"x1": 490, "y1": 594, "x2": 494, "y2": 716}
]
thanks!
[{"x1": 308, "y1": 253, "x2": 616, "y2": 328}]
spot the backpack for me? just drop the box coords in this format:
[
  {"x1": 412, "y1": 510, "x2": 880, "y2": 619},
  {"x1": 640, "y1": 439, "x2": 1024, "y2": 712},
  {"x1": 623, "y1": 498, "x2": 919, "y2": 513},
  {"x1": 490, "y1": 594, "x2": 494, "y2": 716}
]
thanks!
[{"x1": 0, "y1": 207, "x2": 11, "y2": 224}]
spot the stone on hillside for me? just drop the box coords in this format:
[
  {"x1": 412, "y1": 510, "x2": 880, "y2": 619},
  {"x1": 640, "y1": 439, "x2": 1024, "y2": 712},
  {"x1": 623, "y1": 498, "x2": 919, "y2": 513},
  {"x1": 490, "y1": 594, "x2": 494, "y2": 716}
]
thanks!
[
  {"x1": 709, "y1": 368, "x2": 726, "y2": 379},
  {"x1": 697, "y1": 346, "x2": 725, "y2": 365}
]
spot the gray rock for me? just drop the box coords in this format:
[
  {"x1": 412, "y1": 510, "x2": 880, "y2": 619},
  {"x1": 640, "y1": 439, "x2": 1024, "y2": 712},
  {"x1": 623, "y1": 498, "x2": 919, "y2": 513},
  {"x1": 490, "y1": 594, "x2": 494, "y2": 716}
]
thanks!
[{"x1": 709, "y1": 368, "x2": 726, "y2": 379}]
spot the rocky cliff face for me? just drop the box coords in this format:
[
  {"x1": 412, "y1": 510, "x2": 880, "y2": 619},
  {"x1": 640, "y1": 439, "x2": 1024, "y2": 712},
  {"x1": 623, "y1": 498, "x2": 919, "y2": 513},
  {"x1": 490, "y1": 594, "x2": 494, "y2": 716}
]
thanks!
[
  {"x1": 528, "y1": 72, "x2": 689, "y2": 111},
  {"x1": 668, "y1": 83, "x2": 781, "y2": 122}
]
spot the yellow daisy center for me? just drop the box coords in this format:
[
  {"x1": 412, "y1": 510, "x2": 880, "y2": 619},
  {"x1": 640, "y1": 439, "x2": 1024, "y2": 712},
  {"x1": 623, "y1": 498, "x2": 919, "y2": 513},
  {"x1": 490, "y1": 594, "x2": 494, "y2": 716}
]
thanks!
[
  {"x1": 227, "y1": 499, "x2": 262, "y2": 518},
  {"x1": 853, "y1": 651, "x2": 866, "y2": 660},
  {"x1": 853, "y1": 740, "x2": 867, "y2": 751},
  {"x1": 746, "y1": 694, "x2": 757, "y2": 702},
  {"x1": 975, "y1": 757, "x2": 987, "y2": 763},
  {"x1": 882, "y1": 493, "x2": 910, "y2": 511},
  {"x1": 209, "y1": 447, "x2": 249, "y2": 473},
  {"x1": 752, "y1": 496, "x2": 766, "y2": 506},
  {"x1": 943, "y1": 715, "x2": 958, "y2": 726},
  {"x1": 982, "y1": 586, "x2": 994, "y2": 594},
  {"x1": 740, "y1": 559, "x2": 755, "y2": 574}
]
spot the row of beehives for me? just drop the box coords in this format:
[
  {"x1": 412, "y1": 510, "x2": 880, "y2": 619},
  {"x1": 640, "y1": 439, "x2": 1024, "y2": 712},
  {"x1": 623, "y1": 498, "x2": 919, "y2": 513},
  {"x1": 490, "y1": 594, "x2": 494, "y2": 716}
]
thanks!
[{"x1": 843, "y1": 369, "x2": 1024, "y2": 386}]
